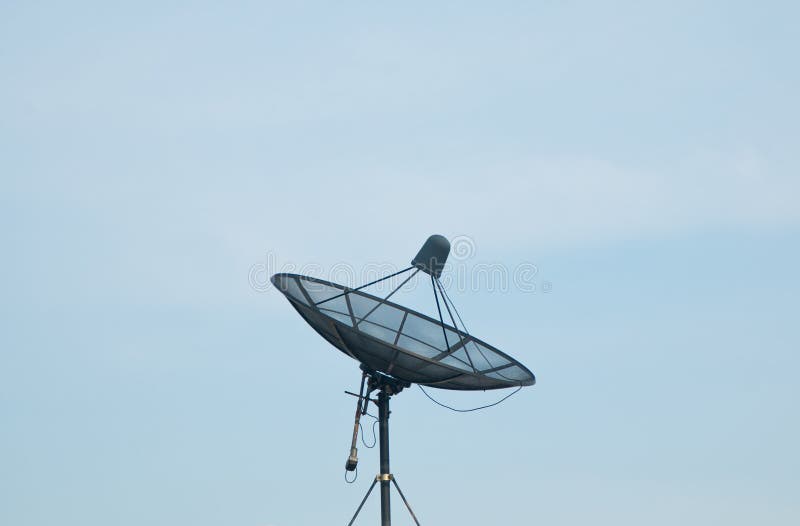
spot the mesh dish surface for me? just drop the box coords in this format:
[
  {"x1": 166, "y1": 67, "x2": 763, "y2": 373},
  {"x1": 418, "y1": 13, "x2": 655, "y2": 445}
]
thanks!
[{"x1": 271, "y1": 273, "x2": 535, "y2": 391}]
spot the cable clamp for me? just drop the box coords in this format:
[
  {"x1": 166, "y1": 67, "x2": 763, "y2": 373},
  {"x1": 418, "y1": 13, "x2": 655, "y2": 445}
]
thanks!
[{"x1": 376, "y1": 473, "x2": 393, "y2": 481}]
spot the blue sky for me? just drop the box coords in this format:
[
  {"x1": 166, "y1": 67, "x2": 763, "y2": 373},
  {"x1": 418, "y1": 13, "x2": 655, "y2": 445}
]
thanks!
[{"x1": 2, "y1": 1, "x2": 799, "y2": 525}]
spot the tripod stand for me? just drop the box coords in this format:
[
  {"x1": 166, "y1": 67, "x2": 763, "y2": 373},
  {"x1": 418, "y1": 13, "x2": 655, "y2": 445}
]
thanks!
[{"x1": 346, "y1": 368, "x2": 421, "y2": 526}]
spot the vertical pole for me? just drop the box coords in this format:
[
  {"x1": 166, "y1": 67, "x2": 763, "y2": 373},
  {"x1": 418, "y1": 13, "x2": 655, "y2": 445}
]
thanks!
[{"x1": 378, "y1": 389, "x2": 391, "y2": 526}]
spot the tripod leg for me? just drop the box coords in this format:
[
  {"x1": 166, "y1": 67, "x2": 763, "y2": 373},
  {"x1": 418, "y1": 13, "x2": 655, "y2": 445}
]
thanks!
[
  {"x1": 390, "y1": 476, "x2": 421, "y2": 526},
  {"x1": 347, "y1": 478, "x2": 378, "y2": 526}
]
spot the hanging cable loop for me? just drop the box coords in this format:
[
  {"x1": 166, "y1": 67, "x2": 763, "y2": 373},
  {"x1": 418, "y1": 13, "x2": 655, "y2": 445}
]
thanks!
[{"x1": 418, "y1": 384, "x2": 523, "y2": 412}]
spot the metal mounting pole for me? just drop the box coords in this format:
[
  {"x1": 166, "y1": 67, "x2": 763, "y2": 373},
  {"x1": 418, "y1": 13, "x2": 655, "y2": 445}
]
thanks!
[
  {"x1": 378, "y1": 389, "x2": 391, "y2": 526},
  {"x1": 346, "y1": 369, "x2": 417, "y2": 526}
]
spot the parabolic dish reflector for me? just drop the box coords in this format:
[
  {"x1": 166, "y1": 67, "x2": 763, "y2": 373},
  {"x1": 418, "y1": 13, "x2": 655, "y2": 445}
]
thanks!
[{"x1": 272, "y1": 273, "x2": 535, "y2": 391}]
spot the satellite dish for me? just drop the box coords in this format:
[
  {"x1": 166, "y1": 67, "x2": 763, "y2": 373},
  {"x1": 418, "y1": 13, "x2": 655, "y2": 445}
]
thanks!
[{"x1": 271, "y1": 235, "x2": 536, "y2": 525}]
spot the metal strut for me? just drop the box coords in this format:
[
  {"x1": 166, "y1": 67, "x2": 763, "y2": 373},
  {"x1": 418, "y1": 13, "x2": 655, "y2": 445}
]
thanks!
[
  {"x1": 315, "y1": 266, "x2": 415, "y2": 307},
  {"x1": 433, "y1": 277, "x2": 476, "y2": 372}
]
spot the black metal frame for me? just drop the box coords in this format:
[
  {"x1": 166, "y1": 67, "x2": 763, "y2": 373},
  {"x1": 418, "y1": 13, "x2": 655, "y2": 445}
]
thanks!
[{"x1": 273, "y1": 272, "x2": 536, "y2": 390}]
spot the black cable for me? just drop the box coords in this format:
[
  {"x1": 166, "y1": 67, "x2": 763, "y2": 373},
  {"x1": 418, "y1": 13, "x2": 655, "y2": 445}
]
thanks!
[
  {"x1": 418, "y1": 384, "x2": 523, "y2": 412},
  {"x1": 359, "y1": 414, "x2": 379, "y2": 448},
  {"x1": 345, "y1": 465, "x2": 358, "y2": 484}
]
